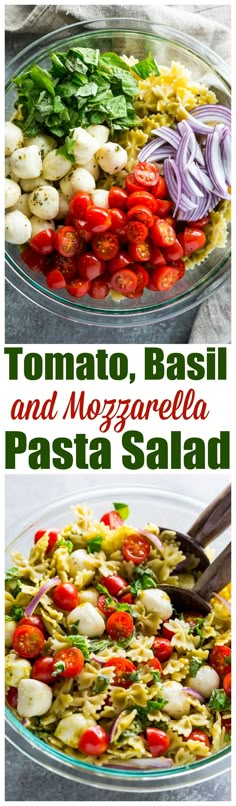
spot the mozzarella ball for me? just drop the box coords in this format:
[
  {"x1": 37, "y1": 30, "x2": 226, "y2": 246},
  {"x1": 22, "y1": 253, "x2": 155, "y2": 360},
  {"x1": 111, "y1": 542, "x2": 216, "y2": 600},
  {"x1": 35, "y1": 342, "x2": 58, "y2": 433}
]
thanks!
[
  {"x1": 30, "y1": 215, "x2": 55, "y2": 238},
  {"x1": 55, "y1": 190, "x2": 70, "y2": 220},
  {"x1": 17, "y1": 679, "x2": 52, "y2": 717},
  {"x1": 55, "y1": 714, "x2": 95, "y2": 748},
  {"x1": 78, "y1": 588, "x2": 99, "y2": 606},
  {"x1": 67, "y1": 603, "x2": 105, "y2": 637},
  {"x1": 187, "y1": 665, "x2": 220, "y2": 699},
  {"x1": 91, "y1": 189, "x2": 109, "y2": 209},
  {"x1": 5, "y1": 653, "x2": 31, "y2": 687},
  {"x1": 82, "y1": 157, "x2": 100, "y2": 181},
  {"x1": 5, "y1": 178, "x2": 21, "y2": 209},
  {"x1": 28, "y1": 186, "x2": 59, "y2": 219},
  {"x1": 138, "y1": 588, "x2": 173, "y2": 620},
  {"x1": 5, "y1": 121, "x2": 24, "y2": 156},
  {"x1": 71, "y1": 127, "x2": 99, "y2": 165},
  {"x1": 87, "y1": 124, "x2": 109, "y2": 146},
  {"x1": 24, "y1": 133, "x2": 57, "y2": 158},
  {"x1": 5, "y1": 211, "x2": 32, "y2": 244},
  {"x1": 60, "y1": 168, "x2": 95, "y2": 200},
  {"x1": 11, "y1": 193, "x2": 30, "y2": 218},
  {"x1": 69, "y1": 549, "x2": 97, "y2": 577},
  {"x1": 5, "y1": 157, "x2": 18, "y2": 183},
  {"x1": 162, "y1": 681, "x2": 191, "y2": 718},
  {"x1": 96, "y1": 142, "x2": 128, "y2": 174},
  {"x1": 10, "y1": 145, "x2": 42, "y2": 179},
  {"x1": 42, "y1": 149, "x2": 72, "y2": 181},
  {"x1": 20, "y1": 176, "x2": 50, "y2": 193},
  {"x1": 5, "y1": 620, "x2": 17, "y2": 649}
]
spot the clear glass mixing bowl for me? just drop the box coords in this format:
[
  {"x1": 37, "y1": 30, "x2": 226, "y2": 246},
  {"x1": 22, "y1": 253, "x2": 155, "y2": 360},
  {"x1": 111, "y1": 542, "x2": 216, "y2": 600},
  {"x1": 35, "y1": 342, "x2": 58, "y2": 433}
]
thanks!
[
  {"x1": 5, "y1": 484, "x2": 231, "y2": 791},
  {"x1": 5, "y1": 18, "x2": 231, "y2": 327}
]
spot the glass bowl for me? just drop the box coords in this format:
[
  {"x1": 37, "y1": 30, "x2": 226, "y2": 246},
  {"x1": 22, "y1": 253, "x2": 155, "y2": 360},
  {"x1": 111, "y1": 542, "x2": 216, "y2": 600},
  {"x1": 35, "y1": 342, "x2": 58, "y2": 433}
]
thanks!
[
  {"x1": 5, "y1": 18, "x2": 231, "y2": 328},
  {"x1": 5, "y1": 483, "x2": 231, "y2": 791}
]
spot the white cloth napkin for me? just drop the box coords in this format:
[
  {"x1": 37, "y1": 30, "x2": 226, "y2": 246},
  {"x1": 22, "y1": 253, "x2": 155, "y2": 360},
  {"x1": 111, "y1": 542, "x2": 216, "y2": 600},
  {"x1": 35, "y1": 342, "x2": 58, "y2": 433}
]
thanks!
[{"x1": 5, "y1": 4, "x2": 231, "y2": 342}]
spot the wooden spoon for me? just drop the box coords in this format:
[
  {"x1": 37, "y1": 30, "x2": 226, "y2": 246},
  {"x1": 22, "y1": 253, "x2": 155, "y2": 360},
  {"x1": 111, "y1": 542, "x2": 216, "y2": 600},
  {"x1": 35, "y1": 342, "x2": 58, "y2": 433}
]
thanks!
[{"x1": 159, "y1": 542, "x2": 231, "y2": 615}]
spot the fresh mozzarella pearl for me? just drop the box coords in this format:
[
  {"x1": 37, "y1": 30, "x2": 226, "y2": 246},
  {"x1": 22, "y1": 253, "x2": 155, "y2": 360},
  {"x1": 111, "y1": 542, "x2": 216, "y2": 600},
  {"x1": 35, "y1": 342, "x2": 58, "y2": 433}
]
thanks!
[
  {"x1": 5, "y1": 157, "x2": 18, "y2": 183},
  {"x1": 5, "y1": 178, "x2": 21, "y2": 209},
  {"x1": 87, "y1": 124, "x2": 109, "y2": 146},
  {"x1": 187, "y1": 665, "x2": 220, "y2": 699},
  {"x1": 138, "y1": 588, "x2": 173, "y2": 620},
  {"x1": 20, "y1": 176, "x2": 50, "y2": 192},
  {"x1": 55, "y1": 714, "x2": 95, "y2": 748},
  {"x1": 30, "y1": 215, "x2": 55, "y2": 238},
  {"x1": 91, "y1": 189, "x2": 109, "y2": 209},
  {"x1": 10, "y1": 145, "x2": 42, "y2": 179},
  {"x1": 24, "y1": 133, "x2": 57, "y2": 158},
  {"x1": 55, "y1": 191, "x2": 70, "y2": 220},
  {"x1": 96, "y1": 142, "x2": 128, "y2": 174},
  {"x1": 11, "y1": 193, "x2": 30, "y2": 218},
  {"x1": 5, "y1": 620, "x2": 17, "y2": 648},
  {"x1": 67, "y1": 603, "x2": 105, "y2": 637},
  {"x1": 60, "y1": 168, "x2": 95, "y2": 200},
  {"x1": 28, "y1": 186, "x2": 59, "y2": 219},
  {"x1": 78, "y1": 588, "x2": 99, "y2": 606},
  {"x1": 5, "y1": 121, "x2": 24, "y2": 156},
  {"x1": 42, "y1": 149, "x2": 72, "y2": 181},
  {"x1": 5, "y1": 211, "x2": 32, "y2": 244},
  {"x1": 162, "y1": 681, "x2": 191, "y2": 718},
  {"x1": 71, "y1": 127, "x2": 100, "y2": 165},
  {"x1": 17, "y1": 679, "x2": 53, "y2": 717},
  {"x1": 69, "y1": 549, "x2": 97, "y2": 577},
  {"x1": 5, "y1": 653, "x2": 31, "y2": 687},
  {"x1": 81, "y1": 157, "x2": 100, "y2": 181}
]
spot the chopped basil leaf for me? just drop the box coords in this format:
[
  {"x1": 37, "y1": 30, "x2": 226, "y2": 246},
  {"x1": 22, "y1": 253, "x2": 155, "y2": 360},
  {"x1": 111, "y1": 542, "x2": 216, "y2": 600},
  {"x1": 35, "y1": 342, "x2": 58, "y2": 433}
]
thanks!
[
  {"x1": 123, "y1": 671, "x2": 141, "y2": 682},
  {"x1": 10, "y1": 605, "x2": 24, "y2": 622},
  {"x1": 93, "y1": 674, "x2": 109, "y2": 694},
  {"x1": 189, "y1": 657, "x2": 202, "y2": 678},
  {"x1": 88, "y1": 638, "x2": 112, "y2": 653},
  {"x1": 151, "y1": 670, "x2": 161, "y2": 683},
  {"x1": 113, "y1": 502, "x2": 130, "y2": 520},
  {"x1": 57, "y1": 537, "x2": 73, "y2": 553},
  {"x1": 52, "y1": 660, "x2": 65, "y2": 676},
  {"x1": 56, "y1": 136, "x2": 76, "y2": 163},
  {"x1": 133, "y1": 55, "x2": 160, "y2": 79},
  {"x1": 208, "y1": 688, "x2": 231, "y2": 712},
  {"x1": 87, "y1": 535, "x2": 103, "y2": 554},
  {"x1": 130, "y1": 565, "x2": 157, "y2": 595},
  {"x1": 68, "y1": 635, "x2": 90, "y2": 659}
]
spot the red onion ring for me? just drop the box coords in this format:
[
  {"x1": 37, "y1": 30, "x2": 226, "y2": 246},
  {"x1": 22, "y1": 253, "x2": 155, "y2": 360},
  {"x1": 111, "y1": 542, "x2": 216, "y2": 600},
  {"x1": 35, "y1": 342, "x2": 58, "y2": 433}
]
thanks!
[
  {"x1": 24, "y1": 576, "x2": 60, "y2": 617},
  {"x1": 183, "y1": 687, "x2": 205, "y2": 703}
]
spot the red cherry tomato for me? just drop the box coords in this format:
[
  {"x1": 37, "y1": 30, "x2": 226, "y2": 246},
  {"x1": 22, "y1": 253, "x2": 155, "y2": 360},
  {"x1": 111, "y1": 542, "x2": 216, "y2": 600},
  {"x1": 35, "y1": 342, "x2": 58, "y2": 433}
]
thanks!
[
  {"x1": 120, "y1": 593, "x2": 135, "y2": 605},
  {"x1": 152, "y1": 261, "x2": 185, "y2": 291},
  {"x1": 109, "y1": 208, "x2": 127, "y2": 233},
  {"x1": 110, "y1": 268, "x2": 138, "y2": 294},
  {"x1": 124, "y1": 264, "x2": 149, "y2": 298},
  {"x1": 127, "y1": 191, "x2": 157, "y2": 213},
  {"x1": 100, "y1": 510, "x2": 123, "y2": 529},
  {"x1": 32, "y1": 656, "x2": 55, "y2": 684},
  {"x1": 153, "y1": 636, "x2": 173, "y2": 662},
  {"x1": 147, "y1": 657, "x2": 163, "y2": 674},
  {"x1": 222, "y1": 714, "x2": 231, "y2": 733},
  {"x1": 108, "y1": 186, "x2": 128, "y2": 210},
  {"x1": 122, "y1": 533, "x2": 150, "y2": 564},
  {"x1": 46, "y1": 269, "x2": 66, "y2": 289},
  {"x1": 165, "y1": 216, "x2": 176, "y2": 228},
  {"x1": 162, "y1": 240, "x2": 184, "y2": 261},
  {"x1": 30, "y1": 229, "x2": 55, "y2": 255},
  {"x1": 155, "y1": 199, "x2": 173, "y2": 216},
  {"x1": 13, "y1": 624, "x2": 45, "y2": 658},
  {"x1": 104, "y1": 657, "x2": 136, "y2": 687},
  {"x1": 77, "y1": 252, "x2": 105, "y2": 281},
  {"x1": 34, "y1": 528, "x2": 59, "y2": 554},
  {"x1": 184, "y1": 611, "x2": 204, "y2": 628},
  {"x1": 134, "y1": 162, "x2": 159, "y2": 188},
  {"x1": 52, "y1": 647, "x2": 84, "y2": 678},
  {"x1": 185, "y1": 730, "x2": 211, "y2": 753},
  {"x1": 98, "y1": 593, "x2": 118, "y2": 618},
  {"x1": 99, "y1": 575, "x2": 127, "y2": 597},
  {"x1": 162, "y1": 622, "x2": 175, "y2": 641},
  {"x1": 154, "y1": 176, "x2": 169, "y2": 199},
  {"x1": 18, "y1": 615, "x2": 47, "y2": 636},
  {"x1": 150, "y1": 245, "x2": 166, "y2": 267},
  {"x1": 126, "y1": 221, "x2": 148, "y2": 243},
  {"x1": 92, "y1": 233, "x2": 119, "y2": 261},
  {"x1": 86, "y1": 206, "x2": 111, "y2": 234},
  {"x1": 223, "y1": 673, "x2": 231, "y2": 697},
  {"x1": 66, "y1": 278, "x2": 90, "y2": 297},
  {"x1": 209, "y1": 646, "x2": 231, "y2": 677},
  {"x1": 78, "y1": 725, "x2": 108, "y2": 756},
  {"x1": 106, "y1": 611, "x2": 134, "y2": 641},
  {"x1": 178, "y1": 227, "x2": 206, "y2": 255},
  {"x1": 54, "y1": 226, "x2": 80, "y2": 257},
  {"x1": 108, "y1": 252, "x2": 131, "y2": 272},
  {"x1": 128, "y1": 240, "x2": 151, "y2": 262},
  {"x1": 74, "y1": 218, "x2": 92, "y2": 242},
  {"x1": 126, "y1": 173, "x2": 144, "y2": 194},
  {"x1": 51, "y1": 255, "x2": 77, "y2": 280},
  {"x1": 150, "y1": 220, "x2": 176, "y2": 247},
  {"x1": 6, "y1": 687, "x2": 18, "y2": 709},
  {"x1": 52, "y1": 583, "x2": 79, "y2": 611},
  {"x1": 69, "y1": 192, "x2": 93, "y2": 219},
  {"x1": 88, "y1": 278, "x2": 110, "y2": 299},
  {"x1": 146, "y1": 728, "x2": 170, "y2": 757},
  {"x1": 127, "y1": 205, "x2": 154, "y2": 228},
  {"x1": 191, "y1": 216, "x2": 210, "y2": 228},
  {"x1": 21, "y1": 246, "x2": 47, "y2": 272}
]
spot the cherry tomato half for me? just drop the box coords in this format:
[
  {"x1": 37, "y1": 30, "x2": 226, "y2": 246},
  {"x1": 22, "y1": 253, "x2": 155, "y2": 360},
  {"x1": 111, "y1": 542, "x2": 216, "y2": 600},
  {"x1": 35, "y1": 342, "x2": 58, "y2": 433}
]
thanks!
[
  {"x1": 162, "y1": 622, "x2": 175, "y2": 641},
  {"x1": 78, "y1": 725, "x2": 109, "y2": 756},
  {"x1": 100, "y1": 510, "x2": 123, "y2": 529},
  {"x1": 77, "y1": 252, "x2": 105, "y2": 281},
  {"x1": 184, "y1": 730, "x2": 211, "y2": 758},
  {"x1": 46, "y1": 269, "x2": 66, "y2": 289},
  {"x1": 92, "y1": 233, "x2": 119, "y2": 261},
  {"x1": 52, "y1": 255, "x2": 77, "y2": 280},
  {"x1": 86, "y1": 206, "x2": 111, "y2": 234},
  {"x1": 126, "y1": 173, "x2": 144, "y2": 195},
  {"x1": 162, "y1": 240, "x2": 184, "y2": 261},
  {"x1": 13, "y1": 624, "x2": 45, "y2": 658},
  {"x1": 104, "y1": 657, "x2": 136, "y2": 687},
  {"x1": 108, "y1": 252, "x2": 131, "y2": 273},
  {"x1": 21, "y1": 246, "x2": 47, "y2": 272},
  {"x1": 34, "y1": 528, "x2": 59, "y2": 554},
  {"x1": 154, "y1": 176, "x2": 169, "y2": 199},
  {"x1": 54, "y1": 226, "x2": 80, "y2": 257},
  {"x1": 209, "y1": 645, "x2": 231, "y2": 677},
  {"x1": 147, "y1": 657, "x2": 163, "y2": 674},
  {"x1": 110, "y1": 269, "x2": 138, "y2": 294},
  {"x1": 98, "y1": 594, "x2": 118, "y2": 618},
  {"x1": 191, "y1": 216, "x2": 210, "y2": 228},
  {"x1": 74, "y1": 218, "x2": 92, "y2": 242},
  {"x1": 184, "y1": 611, "x2": 204, "y2": 628},
  {"x1": 223, "y1": 673, "x2": 231, "y2": 697},
  {"x1": 32, "y1": 656, "x2": 55, "y2": 684},
  {"x1": 124, "y1": 264, "x2": 149, "y2": 298},
  {"x1": 109, "y1": 208, "x2": 127, "y2": 233},
  {"x1": 127, "y1": 205, "x2": 154, "y2": 229},
  {"x1": 30, "y1": 228, "x2": 55, "y2": 255},
  {"x1": 149, "y1": 245, "x2": 166, "y2": 267},
  {"x1": 134, "y1": 162, "x2": 159, "y2": 188},
  {"x1": 150, "y1": 220, "x2": 176, "y2": 248},
  {"x1": 99, "y1": 575, "x2": 127, "y2": 597},
  {"x1": 108, "y1": 186, "x2": 128, "y2": 210},
  {"x1": 155, "y1": 199, "x2": 173, "y2": 216},
  {"x1": 126, "y1": 221, "x2": 148, "y2": 243},
  {"x1": 6, "y1": 687, "x2": 18, "y2": 709},
  {"x1": 122, "y1": 533, "x2": 150, "y2": 564},
  {"x1": 127, "y1": 191, "x2": 157, "y2": 214},
  {"x1": 69, "y1": 192, "x2": 93, "y2": 220},
  {"x1": 88, "y1": 278, "x2": 110, "y2": 299},
  {"x1": 66, "y1": 278, "x2": 90, "y2": 297},
  {"x1": 152, "y1": 260, "x2": 185, "y2": 291},
  {"x1": 106, "y1": 611, "x2": 134, "y2": 641},
  {"x1": 52, "y1": 647, "x2": 84, "y2": 678},
  {"x1": 52, "y1": 583, "x2": 79, "y2": 611},
  {"x1": 18, "y1": 615, "x2": 47, "y2": 636},
  {"x1": 128, "y1": 240, "x2": 151, "y2": 262},
  {"x1": 153, "y1": 637, "x2": 173, "y2": 662},
  {"x1": 120, "y1": 593, "x2": 135, "y2": 605},
  {"x1": 222, "y1": 714, "x2": 231, "y2": 733},
  {"x1": 178, "y1": 227, "x2": 206, "y2": 255},
  {"x1": 146, "y1": 728, "x2": 170, "y2": 757}
]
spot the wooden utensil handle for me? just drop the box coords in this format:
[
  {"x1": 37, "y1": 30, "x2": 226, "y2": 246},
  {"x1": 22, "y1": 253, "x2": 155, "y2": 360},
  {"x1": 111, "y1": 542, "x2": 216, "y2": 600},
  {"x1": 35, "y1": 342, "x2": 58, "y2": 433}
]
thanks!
[
  {"x1": 188, "y1": 485, "x2": 231, "y2": 548},
  {"x1": 193, "y1": 543, "x2": 231, "y2": 601}
]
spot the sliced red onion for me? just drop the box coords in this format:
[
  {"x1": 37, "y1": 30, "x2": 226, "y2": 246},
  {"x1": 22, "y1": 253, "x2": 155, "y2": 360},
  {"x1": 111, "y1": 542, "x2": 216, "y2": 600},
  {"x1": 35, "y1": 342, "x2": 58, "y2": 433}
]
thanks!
[
  {"x1": 90, "y1": 654, "x2": 107, "y2": 664},
  {"x1": 164, "y1": 159, "x2": 182, "y2": 215},
  {"x1": 152, "y1": 126, "x2": 181, "y2": 149},
  {"x1": 189, "y1": 162, "x2": 214, "y2": 192},
  {"x1": 139, "y1": 529, "x2": 163, "y2": 552},
  {"x1": 190, "y1": 104, "x2": 231, "y2": 129},
  {"x1": 109, "y1": 711, "x2": 126, "y2": 743},
  {"x1": 105, "y1": 757, "x2": 174, "y2": 769},
  {"x1": 212, "y1": 592, "x2": 231, "y2": 613},
  {"x1": 24, "y1": 576, "x2": 60, "y2": 617},
  {"x1": 205, "y1": 129, "x2": 231, "y2": 198},
  {"x1": 184, "y1": 687, "x2": 205, "y2": 703},
  {"x1": 221, "y1": 130, "x2": 231, "y2": 186}
]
